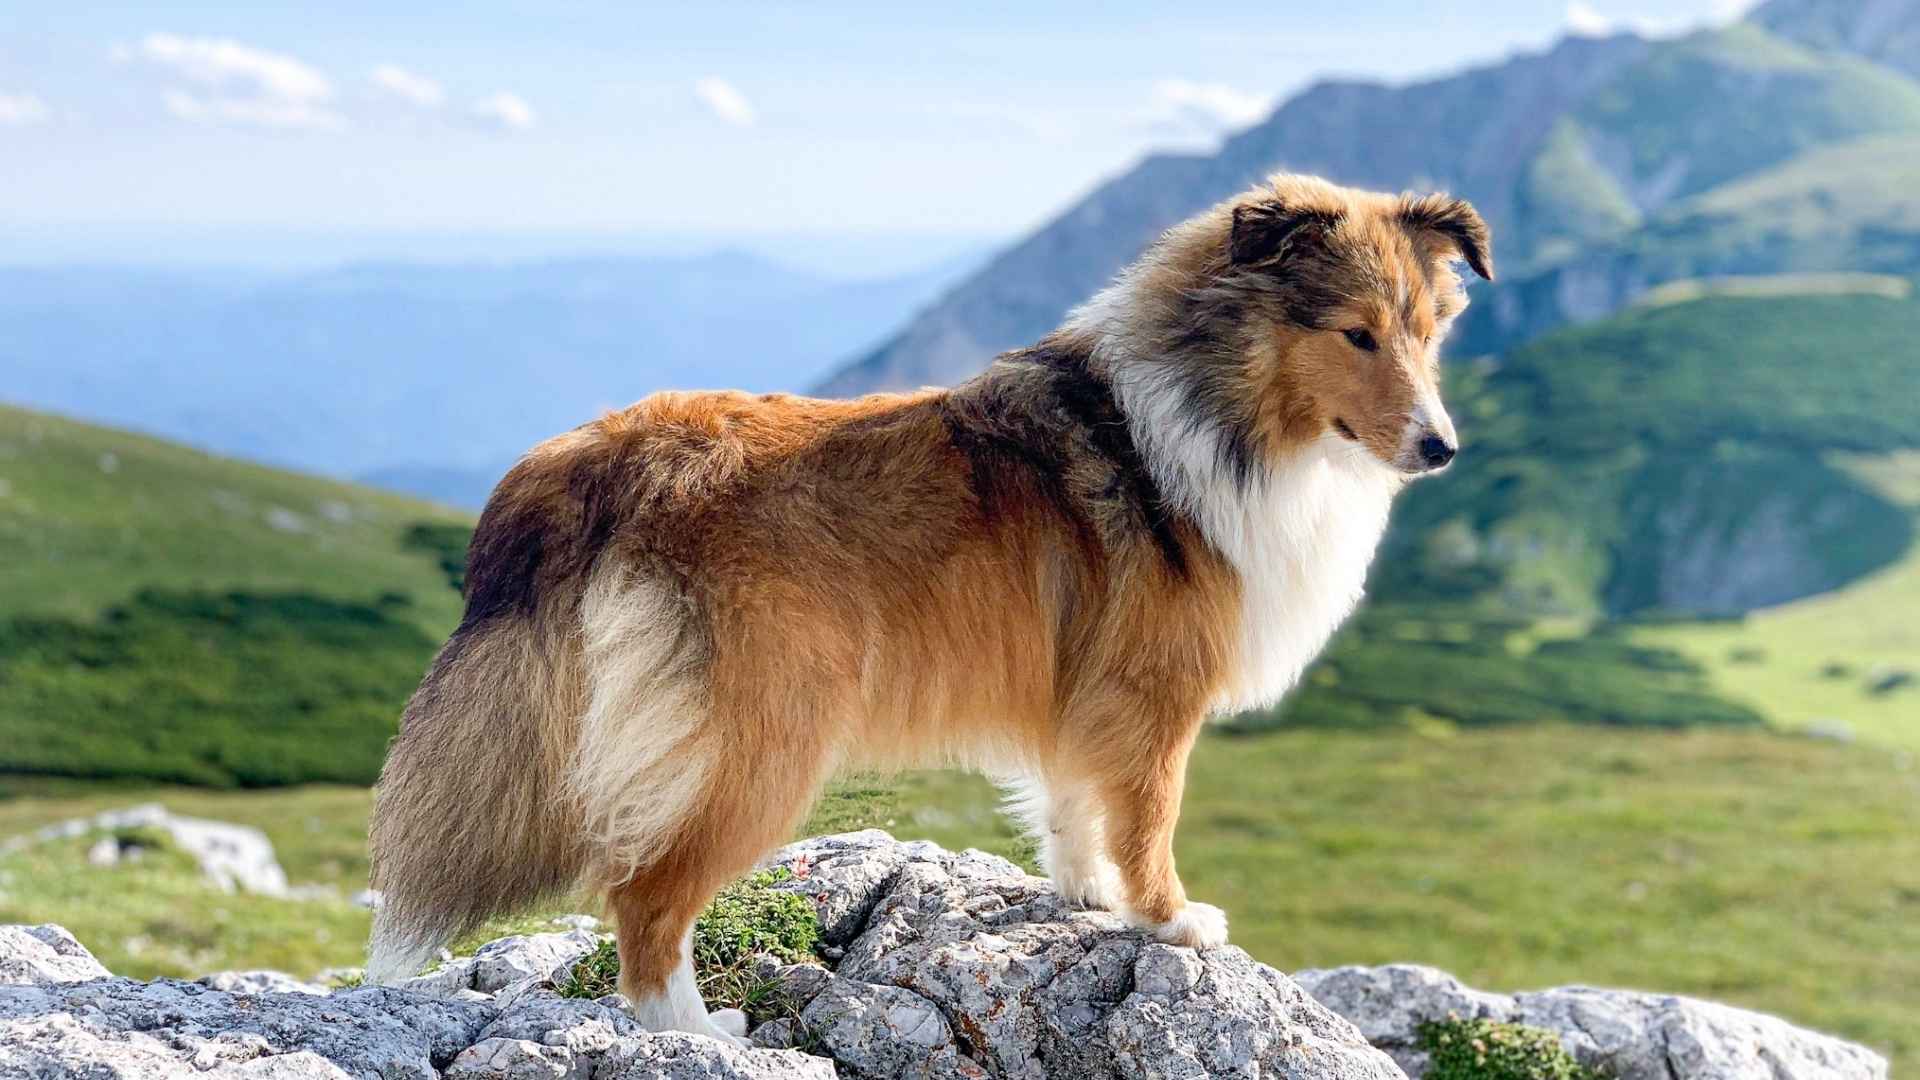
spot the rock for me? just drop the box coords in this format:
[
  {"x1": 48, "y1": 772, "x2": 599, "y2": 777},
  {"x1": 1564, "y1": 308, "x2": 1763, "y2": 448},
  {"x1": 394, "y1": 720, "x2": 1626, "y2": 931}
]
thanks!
[
  {"x1": 1296, "y1": 963, "x2": 1889, "y2": 1080},
  {"x1": 403, "y1": 929, "x2": 607, "y2": 999},
  {"x1": 597, "y1": 1032, "x2": 836, "y2": 1079},
  {"x1": 0, "y1": 925, "x2": 111, "y2": 987},
  {"x1": 763, "y1": 831, "x2": 1402, "y2": 1080},
  {"x1": 445, "y1": 1037, "x2": 585, "y2": 1080},
  {"x1": 1803, "y1": 718, "x2": 1856, "y2": 743},
  {"x1": 7, "y1": 803, "x2": 289, "y2": 896},
  {"x1": 471, "y1": 929, "x2": 605, "y2": 994},
  {"x1": 1865, "y1": 665, "x2": 1913, "y2": 695},
  {"x1": 199, "y1": 969, "x2": 331, "y2": 995},
  {"x1": 0, "y1": 980, "x2": 496, "y2": 1079}
]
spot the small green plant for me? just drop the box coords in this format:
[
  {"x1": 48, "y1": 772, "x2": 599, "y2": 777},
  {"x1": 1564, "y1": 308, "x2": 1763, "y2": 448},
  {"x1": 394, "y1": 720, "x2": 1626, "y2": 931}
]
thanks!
[
  {"x1": 556, "y1": 938, "x2": 621, "y2": 1000},
  {"x1": 1418, "y1": 1017, "x2": 1604, "y2": 1080},
  {"x1": 693, "y1": 868, "x2": 820, "y2": 1024},
  {"x1": 557, "y1": 868, "x2": 822, "y2": 1025},
  {"x1": 327, "y1": 969, "x2": 365, "y2": 989}
]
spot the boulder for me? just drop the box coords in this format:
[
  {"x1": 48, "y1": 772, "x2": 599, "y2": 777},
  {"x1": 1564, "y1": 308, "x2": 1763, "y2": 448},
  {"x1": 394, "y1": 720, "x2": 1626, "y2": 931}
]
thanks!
[
  {"x1": 762, "y1": 830, "x2": 1404, "y2": 1079},
  {"x1": 1296, "y1": 963, "x2": 1888, "y2": 1080},
  {"x1": 0, "y1": 925, "x2": 111, "y2": 987},
  {"x1": 7, "y1": 803, "x2": 289, "y2": 896}
]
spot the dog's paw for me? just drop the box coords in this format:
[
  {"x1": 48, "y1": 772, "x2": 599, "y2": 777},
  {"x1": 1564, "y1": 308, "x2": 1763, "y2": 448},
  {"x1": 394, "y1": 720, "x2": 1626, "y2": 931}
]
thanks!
[
  {"x1": 1144, "y1": 901, "x2": 1229, "y2": 949},
  {"x1": 708, "y1": 1008, "x2": 750, "y2": 1041},
  {"x1": 1052, "y1": 858, "x2": 1126, "y2": 911}
]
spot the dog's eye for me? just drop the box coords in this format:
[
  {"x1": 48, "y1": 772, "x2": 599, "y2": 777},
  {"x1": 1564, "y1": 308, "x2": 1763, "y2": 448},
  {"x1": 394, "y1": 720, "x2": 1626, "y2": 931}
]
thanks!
[{"x1": 1343, "y1": 328, "x2": 1378, "y2": 353}]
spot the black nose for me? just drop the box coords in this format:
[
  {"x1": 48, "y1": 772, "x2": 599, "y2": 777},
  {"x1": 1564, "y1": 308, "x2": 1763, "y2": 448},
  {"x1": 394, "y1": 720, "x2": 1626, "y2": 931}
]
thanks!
[{"x1": 1419, "y1": 433, "x2": 1456, "y2": 469}]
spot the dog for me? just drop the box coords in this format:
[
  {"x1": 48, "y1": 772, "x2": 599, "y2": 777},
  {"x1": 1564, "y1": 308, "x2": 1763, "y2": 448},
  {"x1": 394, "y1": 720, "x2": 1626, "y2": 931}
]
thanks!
[{"x1": 366, "y1": 172, "x2": 1492, "y2": 1043}]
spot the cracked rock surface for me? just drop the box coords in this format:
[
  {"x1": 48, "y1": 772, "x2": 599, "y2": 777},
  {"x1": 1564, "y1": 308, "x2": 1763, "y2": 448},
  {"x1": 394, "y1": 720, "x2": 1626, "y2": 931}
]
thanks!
[
  {"x1": 1296, "y1": 963, "x2": 1888, "y2": 1080},
  {"x1": 0, "y1": 832, "x2": 1889, "y2": 1078}
]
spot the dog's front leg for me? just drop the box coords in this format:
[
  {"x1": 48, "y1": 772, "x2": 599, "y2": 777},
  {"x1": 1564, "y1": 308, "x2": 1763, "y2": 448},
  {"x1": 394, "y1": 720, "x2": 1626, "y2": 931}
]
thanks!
[{"x1": 1096, "y1": 720, "x2": 1228, "y2": 949}]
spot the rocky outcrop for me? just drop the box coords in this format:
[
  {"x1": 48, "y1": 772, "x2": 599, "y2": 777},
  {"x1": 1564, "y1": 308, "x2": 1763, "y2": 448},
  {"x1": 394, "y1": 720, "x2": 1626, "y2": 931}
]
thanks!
[
  {"x1": 6, "y1": 803, "x2": 290, "y2": 896},
  {"x1": 756, "y1": 831, "x2": 1400, "y2": 1079},
  {"x1": 1297, "y1": 963, "x2": 1888, "y2": 1080},
  {"x1": 0, "y1": 832, "x2": 1892, "y2": 1078}
]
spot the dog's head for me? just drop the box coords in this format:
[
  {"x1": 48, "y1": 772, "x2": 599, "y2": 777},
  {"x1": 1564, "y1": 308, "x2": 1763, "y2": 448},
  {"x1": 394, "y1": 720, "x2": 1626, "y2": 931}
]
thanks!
[{"x1": 1195, "y1": 175, "x2": 1494, "y2": 477}]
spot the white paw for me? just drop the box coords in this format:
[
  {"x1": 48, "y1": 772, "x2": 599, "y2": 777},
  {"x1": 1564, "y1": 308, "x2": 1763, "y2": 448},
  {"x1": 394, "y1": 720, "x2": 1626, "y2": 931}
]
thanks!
[
  {"x1": 708, "y1": 1008, "x2": 750, "y2": 1041},
  {"x1": 1053, "y1": 858, "x2": 1126, "y2": 911},
  {"x1": 1144, "y1": 901, "x2": 1229, "y2": 949}
]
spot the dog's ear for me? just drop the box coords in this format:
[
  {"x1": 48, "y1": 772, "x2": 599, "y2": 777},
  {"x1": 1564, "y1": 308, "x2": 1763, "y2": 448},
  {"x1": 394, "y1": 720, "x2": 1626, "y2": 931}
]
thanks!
[
  {"x1": 1229, "y1": 202, "x2": 1337, "y2": 266},
  {"x1": 1399, "y1": 194, "x2": 1494, "y2": 281}
]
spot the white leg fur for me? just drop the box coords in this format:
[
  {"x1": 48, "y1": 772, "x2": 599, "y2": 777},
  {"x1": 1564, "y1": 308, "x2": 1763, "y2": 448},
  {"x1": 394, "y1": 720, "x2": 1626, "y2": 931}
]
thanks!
[
  {"x1": 1003, "y1": 777, "x2": 1124, "y2": 911},
  {"x1": 1130, "y1": 901, "x2": 1230, "y2": 950},
  {"x1": 628, "y1": 932, "x2": 749, "y2": 1047}
]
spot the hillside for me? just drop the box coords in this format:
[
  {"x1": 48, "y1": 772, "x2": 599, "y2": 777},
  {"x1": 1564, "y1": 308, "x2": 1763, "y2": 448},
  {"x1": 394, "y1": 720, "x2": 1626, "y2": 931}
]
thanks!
[
  {"x1": 817, "y1": 22, "x2": 1920, "y2": 397},
  {"x1": 1380, "y1": 288, "x2": 1920, "y2": 618},
  {"x1": 0, "y1": 404, "x2": 470, "y2": 786},
  {"x1": 1755, "y1": 0, "x2": 1920, "y2": 77},
  {"x1": 1457, "y1": 134, "x2": 1920, "y2": 353}
]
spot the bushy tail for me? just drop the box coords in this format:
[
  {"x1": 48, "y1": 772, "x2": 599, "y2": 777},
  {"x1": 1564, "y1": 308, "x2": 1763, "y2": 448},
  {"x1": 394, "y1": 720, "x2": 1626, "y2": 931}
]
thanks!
[{"x1": 365, "y1": 614, "x2": 589, "y2": 984}]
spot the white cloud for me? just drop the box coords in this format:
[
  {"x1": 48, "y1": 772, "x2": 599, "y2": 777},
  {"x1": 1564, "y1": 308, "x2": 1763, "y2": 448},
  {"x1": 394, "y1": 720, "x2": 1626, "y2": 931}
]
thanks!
[
  {"x1": 0, "y1": 93, "x2": 49, "y2": 126},
  {"x1": 163, "y1": 89, "x2": 345, "y2": 131},
  {"x1": 694, "y1": 77, "x2": 755, "y2": 127},
  {"x1": 120, "y1": 32, "x2": 343, "y2": 130},
  {"x1": 1138, "y1": 79, "x2": 1272, "y2": 142},
  {"x1": 127, "y1": 32, "x2": 332, "y2": 102},
  {"x1": 472, "y1": 91, "x2": 536, "y2": 130},
  {"x1": 1710, "y1": 0, "x2": 1762, "y2": 20},
  {"x1": 370, "y1": 64, "x2": 445, "y2": 109},
  {"x1": 1565, "y1": 1, "x2": 1615, "y2": 36}
]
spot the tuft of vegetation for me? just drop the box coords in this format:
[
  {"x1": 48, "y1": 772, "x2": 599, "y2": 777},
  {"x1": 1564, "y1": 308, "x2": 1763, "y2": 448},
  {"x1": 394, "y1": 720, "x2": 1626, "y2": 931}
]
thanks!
[
  {"x1": 1419, "y1": 1017, "x2": 1603, "y2": 1080},
  {"x1": 557, "y1": 869, "x2": 822, "y2": 1025},
  {"x1": 556, "y1": 938, "x2": 621, "y2": 1000},
  {"x1": 692, "y1": 868, "x2": 821, "y2": 1023}
]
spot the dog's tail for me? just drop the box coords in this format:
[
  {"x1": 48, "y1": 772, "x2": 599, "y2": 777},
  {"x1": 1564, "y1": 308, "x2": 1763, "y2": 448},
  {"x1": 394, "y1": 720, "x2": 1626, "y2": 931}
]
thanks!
[{"x1": 365, "y1": 460, "x2": 595, "y2": 985}]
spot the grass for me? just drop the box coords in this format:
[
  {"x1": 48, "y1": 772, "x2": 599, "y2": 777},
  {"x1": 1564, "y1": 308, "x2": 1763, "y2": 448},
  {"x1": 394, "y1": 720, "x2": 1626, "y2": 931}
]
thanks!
[
  {"x1": 1, "y1": 725, "x2": 1912, "y2": 1067},
  {"x1": 1631, "y1": 452, "x2": 1920, "y2": 750},
  {"x1": 0, "y1": 403, "x2": 469, "y2": 635}
]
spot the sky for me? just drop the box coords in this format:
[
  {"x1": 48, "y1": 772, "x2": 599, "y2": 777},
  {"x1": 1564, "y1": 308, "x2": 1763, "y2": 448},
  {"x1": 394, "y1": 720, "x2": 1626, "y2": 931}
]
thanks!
[{"x1": 1, "y1": 1, "x2": 1755, "y2": 269}]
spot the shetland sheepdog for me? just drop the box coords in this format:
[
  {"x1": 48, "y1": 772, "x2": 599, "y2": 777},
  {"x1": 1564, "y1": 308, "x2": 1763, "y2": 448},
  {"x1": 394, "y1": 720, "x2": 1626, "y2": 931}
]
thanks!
[{"x1": 367, "y1": 173, "x2": 1493, "y2": 1042}]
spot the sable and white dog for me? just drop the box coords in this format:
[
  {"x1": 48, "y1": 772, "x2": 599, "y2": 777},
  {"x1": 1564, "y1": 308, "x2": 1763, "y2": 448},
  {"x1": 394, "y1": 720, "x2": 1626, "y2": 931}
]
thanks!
[{"x1": 367, "y1": 173, "x2": 1493, "y2": 1042}]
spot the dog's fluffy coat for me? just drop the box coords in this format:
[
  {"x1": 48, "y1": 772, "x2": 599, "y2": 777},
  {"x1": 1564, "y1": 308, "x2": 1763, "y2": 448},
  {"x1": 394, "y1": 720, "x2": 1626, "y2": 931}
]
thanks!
[{"x1": 367, "y1": 173, "x2": 1493, "y2": 1041}]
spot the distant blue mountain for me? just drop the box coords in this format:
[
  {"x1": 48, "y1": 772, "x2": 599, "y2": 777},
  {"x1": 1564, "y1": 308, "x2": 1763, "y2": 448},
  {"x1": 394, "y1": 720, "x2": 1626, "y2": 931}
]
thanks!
[{"x1": 0, "y1": 247, "x2": 984, "y2": 506}]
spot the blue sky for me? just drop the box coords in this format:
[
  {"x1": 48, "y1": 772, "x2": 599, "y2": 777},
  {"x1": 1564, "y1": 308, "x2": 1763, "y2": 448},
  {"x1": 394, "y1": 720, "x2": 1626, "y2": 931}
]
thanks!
[{"x1": 2, "y1": 2, "x2": 1751, "y2": 266}]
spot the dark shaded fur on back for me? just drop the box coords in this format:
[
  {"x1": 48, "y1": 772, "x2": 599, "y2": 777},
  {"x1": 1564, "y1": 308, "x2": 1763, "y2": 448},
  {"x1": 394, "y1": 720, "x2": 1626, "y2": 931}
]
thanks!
[{"x1": 941, "y1": 336, "x2": 1187, "y2": 578}]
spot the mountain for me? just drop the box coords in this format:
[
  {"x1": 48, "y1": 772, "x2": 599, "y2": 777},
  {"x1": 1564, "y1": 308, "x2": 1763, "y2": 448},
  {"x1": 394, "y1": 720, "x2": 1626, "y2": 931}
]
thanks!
[
  {"x1": 0, "y1": 248, "x2": 983, "y2": 497},
  {"x1": 1456, "y1": 133, "x2": 1920, "y2": 353},
  {"x1": 1380, "y1": 284, "x2": 1920, "y2": 618},
  {"x1": 1754, "y1": 0, "x2": 1920, "y2": 77},
  {"x1": 817, "y1": 23, "x2": 1920, "y2": 396},
  {"x1": 0, "y1": 403, "x2": 471, "y2": 786}
]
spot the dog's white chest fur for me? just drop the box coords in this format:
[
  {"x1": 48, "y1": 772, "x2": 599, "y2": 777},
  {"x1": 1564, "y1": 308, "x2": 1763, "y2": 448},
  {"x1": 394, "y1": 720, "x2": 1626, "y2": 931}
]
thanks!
[
  {"x1": 1113, "y1": 358, "x2": 1399, "y2": 713},
  {"x1": 1203, "y1": 439, "x2": 1398, "y2": 710}
]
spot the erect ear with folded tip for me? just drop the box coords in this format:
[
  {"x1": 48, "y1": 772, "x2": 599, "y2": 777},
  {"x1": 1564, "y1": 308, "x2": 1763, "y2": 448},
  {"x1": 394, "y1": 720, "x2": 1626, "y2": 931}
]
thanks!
[
  {"x1": 1228, "y1": 202, "x2": 1339, "y2": 267},
  {"x1": 1399, "y1": 194, "x2": 1495, "y2": 281}
]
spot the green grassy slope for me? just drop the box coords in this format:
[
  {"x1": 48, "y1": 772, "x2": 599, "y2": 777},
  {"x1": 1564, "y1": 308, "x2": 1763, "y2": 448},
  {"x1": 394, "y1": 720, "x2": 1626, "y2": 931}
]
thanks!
[
  {"x1": 1570, "y1": 24, "x2": 1920, "y2": 209},
  {"x1": 1386, "y1": 289, "x2": 1920, "y2": 618},
  {"x1": 0, "y1": 404, "x2": 472, "y2": 785}
]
